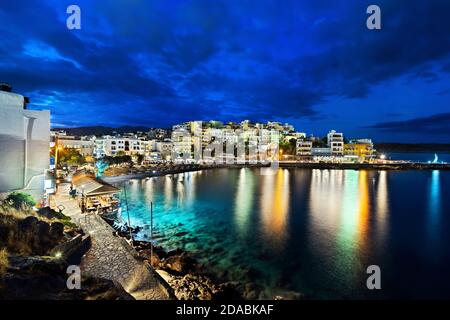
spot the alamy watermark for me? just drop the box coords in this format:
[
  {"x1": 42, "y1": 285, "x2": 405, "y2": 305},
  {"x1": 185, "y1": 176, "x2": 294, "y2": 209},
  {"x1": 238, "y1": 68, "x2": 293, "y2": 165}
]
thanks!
[
  {"x1": 170, "y1": 125, "x2": 281, "y2": 174},
  {"x1": 66, "y1": 5, "x2": 81, "y2": 30},
  {"x1": 66, "y1": 265, "x2": 81, "y2": 290},
  {"x1": 65, "y1": 4, "x2": 381, "y2": 31},
  {"x1": 366, "y1": 265, "x2": 381, "y2": 290},
  {"x1": 367, "y1": 5, "x2": 381, "y2": 30}
]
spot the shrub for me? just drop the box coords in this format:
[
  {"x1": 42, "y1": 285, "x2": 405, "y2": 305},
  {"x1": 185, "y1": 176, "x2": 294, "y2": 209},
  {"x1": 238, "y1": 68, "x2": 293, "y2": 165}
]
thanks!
[
  {"x1": 0, "y1": 248, "x2": 9, "y2": 277},
  {"x1": 5, "y1": 192, "x2": 36, "y2": 210}
]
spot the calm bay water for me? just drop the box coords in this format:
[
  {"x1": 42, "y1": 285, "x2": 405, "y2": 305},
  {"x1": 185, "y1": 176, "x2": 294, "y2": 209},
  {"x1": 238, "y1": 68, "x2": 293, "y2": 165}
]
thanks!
[{"x1": 113, "y1": 166, "x2": 450, "y2": 299}]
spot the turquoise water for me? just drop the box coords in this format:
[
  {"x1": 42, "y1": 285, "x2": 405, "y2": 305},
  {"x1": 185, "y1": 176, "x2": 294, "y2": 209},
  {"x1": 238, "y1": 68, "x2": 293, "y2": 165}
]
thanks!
[{"x1": 113, "y1": 167, "x2": 450, "y2": 299}]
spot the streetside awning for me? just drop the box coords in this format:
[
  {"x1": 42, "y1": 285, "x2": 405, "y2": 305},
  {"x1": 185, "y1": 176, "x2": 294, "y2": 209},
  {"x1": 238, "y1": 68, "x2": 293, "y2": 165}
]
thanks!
[{"x1": 72, "y1": 173, "x2": 120, "y2": 197}]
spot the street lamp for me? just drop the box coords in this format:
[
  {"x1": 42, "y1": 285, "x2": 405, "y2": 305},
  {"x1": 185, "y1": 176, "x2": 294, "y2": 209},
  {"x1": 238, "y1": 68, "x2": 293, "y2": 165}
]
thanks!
[
  {"x1": 54, "y1": 136, "x2": 63, "y2": 190},
  {"x1": 81, "y1": 184, "x2": 85, "y2": 213}
]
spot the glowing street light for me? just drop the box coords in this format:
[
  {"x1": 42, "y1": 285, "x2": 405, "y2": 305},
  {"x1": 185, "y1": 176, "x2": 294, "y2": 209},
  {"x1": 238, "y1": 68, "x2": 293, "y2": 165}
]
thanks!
[{"x1": 380, "y1": 154, "x2": 386, "y2": 160}]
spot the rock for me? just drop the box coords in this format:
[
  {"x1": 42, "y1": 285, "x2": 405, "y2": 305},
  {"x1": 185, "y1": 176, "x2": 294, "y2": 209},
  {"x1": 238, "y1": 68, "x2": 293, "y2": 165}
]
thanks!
[
  {"x1": 37, "y1": 221, "x2": 50, "y2": 236},
  {"x1": 50, "y1": 222, "x2": 64, "y2": 239},
  {"x1": 37, "y1": 207, "x2": 62, "y2": 219},
  {"x1": 165, "y1": 273, "x2": 243, "y2": 300},
  {"x1": 7, "y1": 255, "x2": 68, "y2": 275},
  {"x1": 217, "y1": 281, "x2": 243, "y2": 300},
  {"x1": 245, "y1": 290, "x2": 258, "y2": 299},
  {"x1": 163, "y1": 253, "x2": 197, "y2": 274},
  {"x1": 273, "y1": 291, "x2": 304, "y2": 300},
  {"x1": 1, "y1": 257, "x2": 133, "y2": 300},
  {"x1": 18, "y1": 216, "x2": 38, "y2": 232},
  {"x1": 167, "y1": 248, "x2": 184, "y2": 257}
]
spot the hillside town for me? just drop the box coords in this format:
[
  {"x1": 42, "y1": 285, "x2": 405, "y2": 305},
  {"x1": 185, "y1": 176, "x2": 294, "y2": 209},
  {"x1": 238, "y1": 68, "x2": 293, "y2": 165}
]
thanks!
[
  {"x1": 0, "y1": 83, "x2": 384, "y2": 202},
  {"x1": 53, "y1": 121, "x2": 377, "y2": 165}
]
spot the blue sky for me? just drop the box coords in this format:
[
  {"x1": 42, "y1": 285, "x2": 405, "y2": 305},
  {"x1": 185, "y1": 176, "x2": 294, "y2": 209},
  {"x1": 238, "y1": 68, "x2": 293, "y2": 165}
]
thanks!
[{"x1": 1, "y1": 0, "x2": 450, "y2": 142}]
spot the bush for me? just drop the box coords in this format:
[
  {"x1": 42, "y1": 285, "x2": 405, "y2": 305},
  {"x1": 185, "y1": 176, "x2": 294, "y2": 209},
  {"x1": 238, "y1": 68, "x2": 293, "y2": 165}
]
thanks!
[
  {"x1": 6, "y1": 192, "x2": 36, "y2": 210},
  {"x1": 37, "y1": 207, "x2": 78, "y2": 229},
  {"x1": 0, "y1": 248, "x2": 9, "y2": 277}
]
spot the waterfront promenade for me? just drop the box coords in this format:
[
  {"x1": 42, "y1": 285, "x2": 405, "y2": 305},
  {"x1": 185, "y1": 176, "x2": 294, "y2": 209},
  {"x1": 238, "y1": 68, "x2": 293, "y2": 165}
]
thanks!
[{"x1": 53, "y1": 183, "x2": 169, "y2": 300}]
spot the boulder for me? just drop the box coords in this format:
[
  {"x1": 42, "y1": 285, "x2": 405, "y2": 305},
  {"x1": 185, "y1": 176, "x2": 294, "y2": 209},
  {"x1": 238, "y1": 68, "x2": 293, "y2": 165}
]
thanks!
[
  {"x1": 166, "y1": 274, "x2": 242, "y2": 300},
  {"x1": 1, "y1": 257, "x2": 134, "y2": 300},
  {"x1": 37, "y1": 207, "x2": 55, "y2": 219},
  {"x1": 50, "y1": 222, "x2": 64, "y2": 239},
  {"x1": 7, "y1": 255, "x2": 68, "y2": 275},
  {"x1": 163, "y1": 253, "x2": 197, "y2": 274},
  {"x1": 18, "y1": 216, "x2": 38, "y2": 232},
  {"x1": 37, "y1": 221, "x2": 50, "y2": 237}
]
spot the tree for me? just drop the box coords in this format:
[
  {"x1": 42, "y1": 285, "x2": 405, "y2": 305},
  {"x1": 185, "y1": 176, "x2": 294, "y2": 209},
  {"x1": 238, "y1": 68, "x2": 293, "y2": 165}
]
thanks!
[
  {"x1": 135, "y1": 154, "x2": 145, "y2": 165},
  {"x1": 59, "y1": 148, "x2": 86, "y2": 166},
  {"x1": 104, "y1": 154, "x2": 132, "y2": 166},
  {"x1": 312, "y1": 137, "x2": 328, "y2": 148},
  {"x1": 95, "y1": 159, "x2": 110, "y2": 177},
  {"x1": 280, "y1": 138, "x2": 297, "y2": 155},
  {"x1": 51, "y1": 147, "x2": 86, "y2": 166},
  {"x1": 6, "y1": 192, "x2": 36, "y2": 209}
]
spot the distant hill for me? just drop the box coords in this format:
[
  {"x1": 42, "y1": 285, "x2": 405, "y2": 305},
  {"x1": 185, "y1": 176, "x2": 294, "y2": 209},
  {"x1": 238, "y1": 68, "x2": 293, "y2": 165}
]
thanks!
[
  {"x1": 376, "y1": 143, "x2": 450, "y2": 153},
  {"x1": 51, "y1": 126, "x2": 154, "y2": 136}
]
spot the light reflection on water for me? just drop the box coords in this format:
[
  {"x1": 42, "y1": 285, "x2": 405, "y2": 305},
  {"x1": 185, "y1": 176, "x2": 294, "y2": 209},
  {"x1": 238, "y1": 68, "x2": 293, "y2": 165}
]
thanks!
[
  {"x1": 114, "y1": 168, "x2": 450, "y2": 299},
  {"x1": 234, "y1": 168, "x2": 254, "y2": 235}
]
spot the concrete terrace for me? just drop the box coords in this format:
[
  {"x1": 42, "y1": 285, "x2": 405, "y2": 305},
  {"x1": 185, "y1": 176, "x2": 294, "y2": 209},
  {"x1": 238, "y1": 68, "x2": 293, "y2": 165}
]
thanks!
[{"x1": 53, "y1": 183, "x2": 169, "y2": 300}]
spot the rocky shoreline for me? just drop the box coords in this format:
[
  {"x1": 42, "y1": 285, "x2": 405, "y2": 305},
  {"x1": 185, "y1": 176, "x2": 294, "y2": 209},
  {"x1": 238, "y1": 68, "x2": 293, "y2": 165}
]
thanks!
[
  {"x1": 101, "y1": 216, "x2": 276, "y2": 300},
  {"x1": 0, "y1": 205, "x2": 133, "y2": 300}
]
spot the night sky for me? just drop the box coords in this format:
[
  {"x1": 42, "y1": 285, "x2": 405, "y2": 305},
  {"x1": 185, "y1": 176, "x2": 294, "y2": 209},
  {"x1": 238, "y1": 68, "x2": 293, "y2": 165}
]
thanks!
[{"x1": 1, "y1": 0, "x2": 450, "y2": 142}]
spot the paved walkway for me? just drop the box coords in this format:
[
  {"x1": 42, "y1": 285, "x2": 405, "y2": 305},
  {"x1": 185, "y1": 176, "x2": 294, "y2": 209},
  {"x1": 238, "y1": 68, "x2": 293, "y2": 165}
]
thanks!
[{"x1": 53, "y1": 183, "x2": 168, "y2": 300}]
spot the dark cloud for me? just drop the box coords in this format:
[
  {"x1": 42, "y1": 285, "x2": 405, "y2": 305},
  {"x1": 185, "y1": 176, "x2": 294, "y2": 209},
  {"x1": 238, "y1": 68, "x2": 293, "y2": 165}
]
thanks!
[
  {"x1": 1, "y1": 0, "x2": 450, "y2": 137},
  {"x1": 367, "y1": 113, "x2": 450, "y2": 136}
]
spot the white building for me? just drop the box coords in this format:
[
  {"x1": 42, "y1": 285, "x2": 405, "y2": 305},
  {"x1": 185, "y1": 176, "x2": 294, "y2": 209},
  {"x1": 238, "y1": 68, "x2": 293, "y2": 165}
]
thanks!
[
  {"x1": 172, "y1": 128, "x2": 192, "y2": 160},
  {"x1": 0, "y1": 84, "x2": 50, "y2": 196},
  {"x1": 100, "y1": 135, "x2": 148, "y2": 156},
  {"x1": 296, "y1": 139, "x2": 313, "y2": 156},
  {"x1": 55, "y1": 134, "x2": 95, "y2": 156},
  {"x1": 156, "y1": 140, "x2": 173, "y2": 161},
  {"x1": 327, "y1": 130, "x2": 344, "y2": 156}
]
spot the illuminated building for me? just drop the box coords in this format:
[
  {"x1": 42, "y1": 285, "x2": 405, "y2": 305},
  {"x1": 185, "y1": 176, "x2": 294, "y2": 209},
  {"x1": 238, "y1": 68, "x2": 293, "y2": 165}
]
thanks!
[
  {"x1": 344, "y1": 139, "x2": 375, "y2": 161},
  {"x1": 327, "y1": 130, "x2": 344, "y2": 156}
]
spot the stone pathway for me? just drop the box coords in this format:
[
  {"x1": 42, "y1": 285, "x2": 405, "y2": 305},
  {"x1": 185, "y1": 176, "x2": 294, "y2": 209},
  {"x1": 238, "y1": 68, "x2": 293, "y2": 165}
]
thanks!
[{"x1": 53, "y1": 183, "x2": 168, "y2": 300}]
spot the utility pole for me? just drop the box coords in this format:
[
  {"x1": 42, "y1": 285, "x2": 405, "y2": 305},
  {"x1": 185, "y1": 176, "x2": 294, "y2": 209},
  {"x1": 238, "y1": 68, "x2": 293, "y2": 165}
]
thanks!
[
  {"x1": 150, "y1": 201, "x2": 153, "y2": 267},
  {"x1": 123, "y1": 184, "x2": 134, "y2": 245},
  {"x1": 54, "y1": 136, "x2": 59, "y2": 191}
]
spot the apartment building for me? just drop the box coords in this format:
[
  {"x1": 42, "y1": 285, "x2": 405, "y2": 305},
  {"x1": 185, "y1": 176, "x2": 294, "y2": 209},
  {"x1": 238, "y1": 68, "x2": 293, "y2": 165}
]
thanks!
[
  {"x1": 327, "y1": 130, "x2": 344, "y2": 156},
  {"x1": 53, "y1": 133, "x2": 95, "y2": 156},
  {"x1": 344, "y1": 138, "x2": 375, "y2": 160},
  {"x1": 296, "y1": 139, "x2": 313, "y2": 156},
  {"x1": 101, "y1": 135, "x2": 148, "y2": 156},
  {"x1": 156, "y1": 140, "x2": 173, "y2": 161}
]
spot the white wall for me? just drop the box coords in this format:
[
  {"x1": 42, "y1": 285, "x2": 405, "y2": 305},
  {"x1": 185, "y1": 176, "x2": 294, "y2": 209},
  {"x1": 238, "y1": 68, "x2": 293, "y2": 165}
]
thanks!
[{"x1": 0, "y1": 91, "x2": 50, "y2": 194}]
